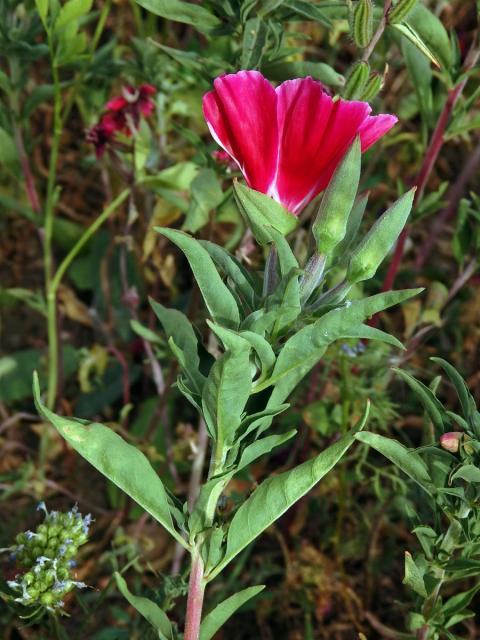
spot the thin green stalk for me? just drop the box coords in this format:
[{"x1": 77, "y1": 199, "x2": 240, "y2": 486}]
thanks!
[
  {"x1": 45, "y1": 33, "x2": 63, "y2": 411},
  {"x1": 50, "y1": 188, "x2": 130, "y2": 294}
]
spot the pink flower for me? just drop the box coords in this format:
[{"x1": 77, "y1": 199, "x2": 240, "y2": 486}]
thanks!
[{"x1": 203, "y1": 71, "x2": 397, "y2": 216}]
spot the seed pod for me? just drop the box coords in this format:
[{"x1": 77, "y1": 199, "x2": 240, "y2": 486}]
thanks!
[
  {"x1": 360, "y1": 71, "x2": 384, "y2": 101},
  {"x1": 343, "y1": 62, "x2": 370, "y2": 100},
  {"x1": 312, "y1": 136, "x2": 362, "y2": 255},
  {"x1": 352, "y1": 0, "x2": 374, "y2": 48},
  {"x1": 388, "y1": 0, "x2": 418, "y2": 25},
  {"x1": 347, "y1": 188, "x2": 415, "y2": 283}
]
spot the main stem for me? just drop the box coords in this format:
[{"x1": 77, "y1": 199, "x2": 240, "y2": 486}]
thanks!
[
  {"x1": 184, "y1": 551, "x2": 205, "y2": 640},
  {"x1": 45, "y1": 37, "x2": 63, "y2": 410}
]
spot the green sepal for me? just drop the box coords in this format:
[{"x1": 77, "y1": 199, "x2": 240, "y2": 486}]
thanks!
[{"x1": 233, "y1": 181, "x2": 298, "y2": 246}]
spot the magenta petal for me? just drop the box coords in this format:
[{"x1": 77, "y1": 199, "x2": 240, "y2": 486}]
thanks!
[
  {"x1": 202, "y1": 70, "x2": 278, "y2": 194},
  {"x1": 274, "y1": 78, "x2": 336, "y2": 214},
  {"x1": 358, "y1": 114, "x2": 398, "y2": 151}
]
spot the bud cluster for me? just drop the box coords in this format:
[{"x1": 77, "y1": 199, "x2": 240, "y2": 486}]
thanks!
[{"x1": 6, "y1": 502, "x2": 91, "y2": 612}]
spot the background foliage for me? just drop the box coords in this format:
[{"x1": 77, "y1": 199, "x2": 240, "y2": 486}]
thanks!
[{"x1": 1, "y1": 0, "x2": 479, "y2": 638}]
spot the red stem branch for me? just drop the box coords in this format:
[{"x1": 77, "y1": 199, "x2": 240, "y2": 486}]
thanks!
[
  {"x1": 381, "y1": 37, "x2": 480, "y2": 293},
  {"x1": 184, "y1": 552, "x2": 205, "y2": 640}
]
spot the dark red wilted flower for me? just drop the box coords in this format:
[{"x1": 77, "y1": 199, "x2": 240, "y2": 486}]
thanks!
[{"x1": 86, "y1": 84, "x2": 156, "y2": 158}]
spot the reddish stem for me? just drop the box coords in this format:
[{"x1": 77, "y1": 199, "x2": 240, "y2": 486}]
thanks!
[
  {"x1": 381, "y1": 37, "x2": 480, "y2": 294},
  {"x1": 184, "y1": 552, "x2": 205, "y2": 640}
]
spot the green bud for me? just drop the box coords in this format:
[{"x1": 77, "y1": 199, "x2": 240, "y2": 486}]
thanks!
[
  {"x1": 352, "y1": 0, "x2": 373, "y2": 48},
  {"x1": 38, "y1": 524, "x2": 48, "y2": 535},
  {"x1": 388, "y1": 0, "x2": 418, "y2": 25},
  {"x1": 312, "y1": 137, "x2": 361, "y2": 255},
  {"x1": 347, "y1": 188, "x2": 415, "y2": 283},
  {"x1": 343, "y1": 62, "x2": 370, "y2": 100},
  {"x1": 360, "y1": 72, "x2": 384, "y2": 101},
  {"x1": 23, "y1": 572, "x2": 35, "y2": 585},
  {"x1": 40, "y1": 592, "x2": 55, "y2": 606}
]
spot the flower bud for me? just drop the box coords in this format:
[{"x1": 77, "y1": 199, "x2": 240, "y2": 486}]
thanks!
[
  {"x1": 388, "y1": 0, "x2": 418, "y2": 24},
  {"x1": 346, "y1": 188, "x2": 415, "y2": 284},
  {"x1": 439, "y1": 432, "x2": 463, "y2": 453},
  {"x1": 360, "y1": 72, "x2": 384, "y2": 101},
  {"x1": 343, "y1": 62, "x2": 370, "y2": 100},
  {"x1": 352, "y1": 0, "x2": 374, "y2": 48},
  {"x1": 312, "y1": 137, "x2": 361, "y2": 255}
]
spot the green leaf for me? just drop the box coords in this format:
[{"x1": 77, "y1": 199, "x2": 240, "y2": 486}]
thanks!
[
  {"x1": 442, "y1": 583, "x2": 480, "y2": 618},
  {"x1": 401, "y1": 37, "x2": 433, "y2": 124},
  {"x1": 282, "y1": 0, "x2": 333, "y2": 27},
  {"x1": 200, "y1": 586, "x2": 265, "y2": 640},
  {"x1": 391, "y1": 22, "x2": 440, "y2": 68},
  {"x1": 207, "y1": 322, "x2": 275, "y2": 386},
  {"x1": 355, "y1": 431, "x2": 435, "y2": 496},
  {"x1": 393, "y1": 368, "x2": 448, "y2": 434},
  {"x1": 136, "y1": 0, "x2": 221, "y2": 33},
  {"x1": 237, "y1": 430, "x2": 297, "y2": 471},
  {"x1": 155, "y1": 228, "x2": 240, "y2": 327},
  {"x1": 405, "y1": 4, "x2": 452, "y2": 70},
  {"x1": 241, "y1": 17, "x2": 268, "y2": 69},
  {"x1": 347, "y1": 189, "x2": 415, "y2": 284},
  {"x1": 199, "y1": 240, "x2": 258, "y2": 311},
  {"x1": 268, "y1": 226, "x2": 299, "y2": 276},
  {"x1": 263, "y1": 60, "x2": 344, "y2": 87},
  {"x1": 55, "y1": 0, "x2": 93, "y2": 30},
  {"x1": 313, "y1": 137, "x2": 361, "y2": 255},
  {"x1": 210, "y1": 425, "x2": 363, "y2": 579},
  {"x1": 233, "y1": 182, "x2": 298, "y2": 246},
  {"x1": 430, "y1": 357, "x2": 477, "y2": 425},
  {"x1": 35, "y1": 0, "x2": 49, "y2": 25},
  {"x1": 451, "y1": 464, "x2": 480, "y2": 484},
  {"x1": 149, "y1": 298, "x2": 205, "y2": 394},
  {"x1": 183, "y1": 169, "x2": 223, "y2": 233},
  {"x1": 341, "y1": 324, "x2": 405, "y2": 350},
  {"x1": 115, "y1": 573, "x2": 173, "y2": 639},
  {"x1": 33, "y1": 373, "x2": 188, "y2": 548},
  {"x1": 202, "y1": 346, "x2": 252, "y2": 447},
  {"x1": 260, "y1": 289, "x2": 421, "y2": 405},
  {"x1": 403, "y1": 551, "x2": 427, "y2": 597}
]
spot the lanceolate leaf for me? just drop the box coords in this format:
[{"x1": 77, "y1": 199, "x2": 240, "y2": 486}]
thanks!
[
  {"x1": 199, "y1": 240, "x2": 258, "y2": 310},
  {"x1": 209, "y1": 428, "x2": 361, "y2": 579},
  {"x1": 394, "y1": 368, "x2": 449, "y2": 434},
  {"x1": 405, "y1": 3, "x2": 452, "y2": 70},
  {"x1": 202, "y1": 346, "x2": 252, "y2": 446},
  {"x1": 241, "y1": 17, "x2": 268, "y2": 69},
  {"x1": 136, "y1": 0, "x2": 221, "y2": 33},
  {"x1": 33, "y1": 373, "x2": 188, "y2": 549},
  {"x1": 199, "y1": 586, "x2": 265, "y2": 640},
  {"x1": 237, "y1": 430, "x2": 297, "y2": 471},
  {"x1": 431, "y1": 357, "x2": 477, "y2": 424},
  {"x1": 260, "y1": 289, "x2": 422, "y2": 407},
  {"x1": 156, "y1": 228, "x2": 240, "y2": 327},
  {"x1": 355, "y1": 431, "x2": 435, "y2": 496},
  {"x1": 115, "y1": 573, "x2": 173, "y2": 639},
  {"x1": 149, "y1": 298, "x2": 205, "y2": 394}
]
